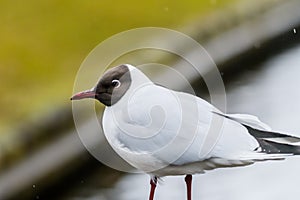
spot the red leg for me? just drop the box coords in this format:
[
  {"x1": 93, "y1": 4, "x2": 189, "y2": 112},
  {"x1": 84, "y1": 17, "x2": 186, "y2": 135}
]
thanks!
[
  {"x1": 149, "y1": 176, "x2": 158, "y2": 200},
  {"x1": 185, "y1": 174, "x2": 192, "y2": 200}
]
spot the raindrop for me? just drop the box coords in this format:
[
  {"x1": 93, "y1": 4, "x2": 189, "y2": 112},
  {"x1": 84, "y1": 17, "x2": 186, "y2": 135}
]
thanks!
[
  {"x1": 293, "y1": 28, "x2": 297, "y2": 34},
  {"x1": 254, "y1": 42, "x2": 261, "y2": 49}
]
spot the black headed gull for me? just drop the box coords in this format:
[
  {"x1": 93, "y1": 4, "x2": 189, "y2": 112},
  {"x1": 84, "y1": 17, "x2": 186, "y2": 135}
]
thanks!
[{"x1": 71, "y1": 64, "x2": 300, "y2": 200}]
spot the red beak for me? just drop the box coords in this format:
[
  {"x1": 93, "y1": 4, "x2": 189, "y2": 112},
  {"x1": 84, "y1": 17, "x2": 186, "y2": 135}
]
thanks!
[{"x1": 70, "y1": 89, "x2": 96, "y2": 100}]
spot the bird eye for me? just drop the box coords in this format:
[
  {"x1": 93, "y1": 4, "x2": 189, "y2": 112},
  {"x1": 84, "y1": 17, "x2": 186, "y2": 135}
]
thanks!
[{"x1": 111, "y1": 79, "x2": 121, "y2": 88}]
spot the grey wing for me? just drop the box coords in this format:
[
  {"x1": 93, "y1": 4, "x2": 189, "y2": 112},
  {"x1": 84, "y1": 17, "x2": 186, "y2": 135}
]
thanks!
[
  {"x1": 168, "y1": 92, "x2": 300, "y2": 167},
  {"x1": 159, "y1": 91, "x2": 261, "y2": 165}
]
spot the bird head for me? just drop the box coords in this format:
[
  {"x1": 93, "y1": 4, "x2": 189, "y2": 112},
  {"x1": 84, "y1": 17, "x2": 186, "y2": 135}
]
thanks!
[{"x1": 71, "y1": 64, "x2": 132, "y2": 106}]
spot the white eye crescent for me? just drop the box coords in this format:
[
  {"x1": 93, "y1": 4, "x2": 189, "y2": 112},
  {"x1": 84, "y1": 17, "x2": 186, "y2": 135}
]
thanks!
[{"x1": 112, "y1": 79, "x2": 121, "y2": 88}]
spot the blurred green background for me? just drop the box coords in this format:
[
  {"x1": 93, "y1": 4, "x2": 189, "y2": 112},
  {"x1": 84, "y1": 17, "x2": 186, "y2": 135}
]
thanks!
[{"x1": 0, "y1": 0, "x2": 235, "y2": 135}]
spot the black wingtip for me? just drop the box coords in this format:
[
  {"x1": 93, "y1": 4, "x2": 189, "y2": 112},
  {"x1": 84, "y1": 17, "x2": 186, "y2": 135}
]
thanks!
[{"x1": 245, "y1": 126, "x2": 300, "y2": 155}]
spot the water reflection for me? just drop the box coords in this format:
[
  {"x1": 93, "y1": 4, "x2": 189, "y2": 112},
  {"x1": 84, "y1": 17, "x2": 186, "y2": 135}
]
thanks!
[{"x1": 111, "y1": 44, "x2": 300, "y2": 200}]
